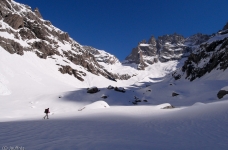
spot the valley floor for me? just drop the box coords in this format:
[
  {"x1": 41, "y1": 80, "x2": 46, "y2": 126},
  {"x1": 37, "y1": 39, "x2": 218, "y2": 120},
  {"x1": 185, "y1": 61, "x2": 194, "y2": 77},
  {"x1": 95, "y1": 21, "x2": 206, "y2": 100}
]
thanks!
[
  {"x1": 1, "y1": 100, "x2": 228, "y2": 150},
  {"x1": 1, "y1": 46, "x2": 228, "y2": 149}
]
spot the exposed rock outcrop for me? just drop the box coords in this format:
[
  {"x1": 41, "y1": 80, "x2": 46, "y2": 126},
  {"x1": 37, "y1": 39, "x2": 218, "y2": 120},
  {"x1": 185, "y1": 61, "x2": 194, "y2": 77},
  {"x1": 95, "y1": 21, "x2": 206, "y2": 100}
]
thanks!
[
  {"x1": 125, "y1": 36, "x2": 157, "y2": 70},
  {"x1": 172, "y1": 24, "x2": 228, "y2": 81},
  {"x1": 125, "y1": 33, "x2": 209, "y2": 69},
  {"x1": 59, "y1": 65, "x2": 85, "y2": 81},
  {"x1": 4, "y1": 13, "x2": 24, "y2": 29},
  {"x1": 83, "y1": 46, "x2": 120, "y2": 65},
  {"x1": 0, "y1": 36, "x2": 24, "y2": 55},
  {"x1": 34, "y1": 8, "x2": 42, "y2": 19}
]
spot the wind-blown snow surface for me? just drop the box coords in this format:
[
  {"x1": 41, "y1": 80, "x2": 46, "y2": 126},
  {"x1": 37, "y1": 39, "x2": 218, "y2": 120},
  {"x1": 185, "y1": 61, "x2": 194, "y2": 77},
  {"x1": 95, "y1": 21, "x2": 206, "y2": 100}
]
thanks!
[{"x1": 1, "y1": 47, "x2": 228, "y2": 149}]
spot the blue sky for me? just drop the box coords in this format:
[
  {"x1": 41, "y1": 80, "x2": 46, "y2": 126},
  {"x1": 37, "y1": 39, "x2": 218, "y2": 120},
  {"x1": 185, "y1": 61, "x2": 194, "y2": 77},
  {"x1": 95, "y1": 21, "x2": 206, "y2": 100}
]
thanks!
[{"x1": 17, "y1": 0, "x2": 228, "y2": 61}]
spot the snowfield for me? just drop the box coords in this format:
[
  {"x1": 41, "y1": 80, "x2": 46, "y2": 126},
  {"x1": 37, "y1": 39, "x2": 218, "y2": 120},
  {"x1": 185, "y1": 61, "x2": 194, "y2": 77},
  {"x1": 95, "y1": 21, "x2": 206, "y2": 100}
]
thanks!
[
  {"x1": 1, "y1": 45, "x2": 228, "y2": 149},
  {"x1": 1, "y1": 101, "x2": 228, "y2": 150}
]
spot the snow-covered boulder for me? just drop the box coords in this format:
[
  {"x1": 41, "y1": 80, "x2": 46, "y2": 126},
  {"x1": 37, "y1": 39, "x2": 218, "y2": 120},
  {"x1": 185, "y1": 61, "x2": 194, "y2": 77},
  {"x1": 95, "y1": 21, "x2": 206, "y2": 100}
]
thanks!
[
  {"x1": 78, "y1": 101, "x2": 110, "y2": 111},
  {"x1": 156, "y1": 103, "x2": 175, "y2": 109},
  {"x1": 192, "y1": 102, "x2": 205, "y2": 106}
]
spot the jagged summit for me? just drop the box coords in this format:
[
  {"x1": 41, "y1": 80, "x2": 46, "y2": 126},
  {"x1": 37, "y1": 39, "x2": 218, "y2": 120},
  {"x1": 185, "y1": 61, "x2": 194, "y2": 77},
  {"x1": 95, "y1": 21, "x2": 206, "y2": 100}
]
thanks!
[
  {"x1": 125, "y1": 36, "x2": 158, "y2": 70},
  {"x1": 125, "y1": 33, "x2": 209, "y2": 70}
]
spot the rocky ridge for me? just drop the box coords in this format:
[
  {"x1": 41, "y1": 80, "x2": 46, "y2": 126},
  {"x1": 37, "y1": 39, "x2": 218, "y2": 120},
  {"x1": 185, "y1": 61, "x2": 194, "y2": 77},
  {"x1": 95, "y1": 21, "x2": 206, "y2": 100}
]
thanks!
[
  {"x1": 172, "y1": 25, "x2": 228, "y2": 81},
  {"x1": 0, "y1": 0, "x2": 131, "y2": 81},
  {"x1": 83, "y1": 46, "x2": 120, "y2": 65},
  {"x1": 125, "y1": 33, "x2": 209, "y2": 70}
]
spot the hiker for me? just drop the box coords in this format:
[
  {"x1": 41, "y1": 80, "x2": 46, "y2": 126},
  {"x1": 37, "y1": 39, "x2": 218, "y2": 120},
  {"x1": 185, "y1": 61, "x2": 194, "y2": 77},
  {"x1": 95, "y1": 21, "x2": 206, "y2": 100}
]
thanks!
[{"x1": 43, "y1": 108, "x2": 50, "y2": 119}]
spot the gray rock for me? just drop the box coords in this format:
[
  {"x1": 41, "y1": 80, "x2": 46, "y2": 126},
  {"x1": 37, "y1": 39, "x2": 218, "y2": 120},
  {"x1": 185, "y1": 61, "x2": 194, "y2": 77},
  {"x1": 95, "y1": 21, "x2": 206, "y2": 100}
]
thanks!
[
  {"x1": 217, "y1": 90, "x2": 228, "y2": 99},
  {"x1": 83, "y1": 46, "x2": 120, "y2": 65},
  {"x1": 125, "y1": 33, "x2": 209, "y2": 69},
  {"x1": 34, "y1": 8, "x2": 43, "y2": 19},
  {"x1": 58, "y1": 65, "x2": 85, "y2": 81},
  {"x1": 0, "y1": 36, "x2": 23, "y2": 55},
  {"x1": 172, "y1": 92, "x2": 179, "y2": 97},
  {"x1": 4, "y1": 13, "x2": 24, "y2": 29},
  {"x1": 87, "y1": 87, "x2": 99, "y2": 94},
  {"x1": 162, "y1": 105, "x2": 175, "y2": 109},
  {"x1": 107, "y1": 85, "x2": 114, "y2": 89},
  {"x1": 114, "y1": 87, "x2": 126, "y2": 93}
]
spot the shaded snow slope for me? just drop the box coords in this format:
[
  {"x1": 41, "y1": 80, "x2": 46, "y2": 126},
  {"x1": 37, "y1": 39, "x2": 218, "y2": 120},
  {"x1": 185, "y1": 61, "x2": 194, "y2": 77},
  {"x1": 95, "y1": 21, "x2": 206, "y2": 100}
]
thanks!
[{"x1": 1, "y1": 100, "x2": 228, "y2": 149}]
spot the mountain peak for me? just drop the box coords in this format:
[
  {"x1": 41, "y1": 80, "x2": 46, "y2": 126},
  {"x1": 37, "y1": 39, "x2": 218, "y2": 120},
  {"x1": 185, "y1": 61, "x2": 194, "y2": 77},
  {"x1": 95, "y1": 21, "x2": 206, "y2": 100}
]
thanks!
[{"x1": 34, "y1": 7, "x2": 42, "y2": 19}]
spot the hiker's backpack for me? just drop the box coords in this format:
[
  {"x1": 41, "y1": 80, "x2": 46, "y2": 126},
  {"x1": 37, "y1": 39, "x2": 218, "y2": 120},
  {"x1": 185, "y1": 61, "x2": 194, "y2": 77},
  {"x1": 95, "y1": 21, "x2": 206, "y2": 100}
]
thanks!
[{"x1": 44, "y1": 109, "x2": 48, "y2": 113}]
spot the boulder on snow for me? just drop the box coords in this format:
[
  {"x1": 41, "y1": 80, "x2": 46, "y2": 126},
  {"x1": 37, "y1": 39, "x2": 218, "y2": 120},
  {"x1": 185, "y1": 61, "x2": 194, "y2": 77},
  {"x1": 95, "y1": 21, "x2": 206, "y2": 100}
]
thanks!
[
  {"x1": 78, "y1": 100, "x2": 110, "y2": 111},
  {"x1": 132, "y1": 101, "x2": 137, "y2": 105},
  {"x1": 172, "y1": 92, "x2": 179, "y2": 97},
  {"x1": 101, "y1": 94, "x2": 108, "y2": 99},
  {"x1": 87, "y1": 86, "x2": 99, "y2": 94},
  {"x1": 162, "y1": 105, "x2": 175, "y2": 109},
  {"x1": 114, "y1": 87, "x2": 126, "y2": 93},
  {"x1": 217, "y1": 90, "x2": 228, "y2": 99},
  {"x1": 107, "y1": 85, "x2": 114, "y2": 89}
]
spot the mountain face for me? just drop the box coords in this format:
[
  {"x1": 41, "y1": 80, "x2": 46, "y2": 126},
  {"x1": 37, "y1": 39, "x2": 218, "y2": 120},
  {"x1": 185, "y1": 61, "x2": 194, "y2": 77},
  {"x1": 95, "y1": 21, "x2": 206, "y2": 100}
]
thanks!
[
  {"x1": 82, "y1": 46, "x2": 120, "y2": 65},
  {"x1": 1, "y1": 0, "x2": 228, "y2": 84},
  {"x1": 0, "y1": 0, "x2": 130, "y2": 81},
  {"x1": 125, "y1": 33, "x2": 209, "y2": 70},
  {"x1": 172, "y1": 26, "x2": 228, "y2": 81},
  {"x1": 125, "y1": 36, "x2": 158, "y2": 70}
]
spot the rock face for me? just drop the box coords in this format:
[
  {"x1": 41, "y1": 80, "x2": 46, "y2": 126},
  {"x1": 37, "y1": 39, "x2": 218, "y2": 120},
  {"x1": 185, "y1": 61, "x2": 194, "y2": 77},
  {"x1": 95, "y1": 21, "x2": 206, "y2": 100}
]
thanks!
[
  {"x1": 0, "y1": 0, "x2": 131, "y2": 81},
  {"x1": 34, "y1": 8, "x2": 42, "y2": 19},
  {"x1": 125, "y1": 36, "x2": 158, "y2": 70},
  {"x1": 158, "y1": 34, "x2": 185, "y2": 62},
  {"x1": 125, "y1": 33, "x2": 209, "y2": 70},
  {"x1": 4, "y1": 13, "x2": 24, "y2": 29},
  {"x1": 83, "y1": 46, "x2": 120, "y2": 65},
  {"x1": 172, "y1": 25, "x2": 228, "y2": 81}
]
